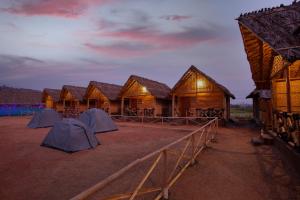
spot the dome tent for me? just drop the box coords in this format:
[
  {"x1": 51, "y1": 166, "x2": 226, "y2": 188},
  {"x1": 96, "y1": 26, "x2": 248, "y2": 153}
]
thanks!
[
  {"x1": 41, "y1": 118, "x2": 99, "y2": 153},
  {"x1": 27, "y1": 109, "x2": 62, "y2": 128},
  {"x1": 79, "y1": 108, "x2": 118, "y2": 133}
]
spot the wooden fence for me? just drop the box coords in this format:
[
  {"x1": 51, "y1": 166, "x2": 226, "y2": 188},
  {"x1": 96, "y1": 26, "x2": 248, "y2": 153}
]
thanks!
[
  {"x1": 70, "y1": 117, "x2": 218, "y2": 200},
  {"x1": 111, "y1": 115, "x2": 216, "y2": 126}
]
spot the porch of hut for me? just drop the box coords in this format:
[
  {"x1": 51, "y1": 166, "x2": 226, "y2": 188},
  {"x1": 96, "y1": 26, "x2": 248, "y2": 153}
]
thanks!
[
  {"x1": 171, "y1": 66, "x2": 235, "y2": 120},
  {"x1": 246, "y1": 89, "x2": 272, "y2": 125},
  {"x1": 119, "y1": 75, "x2": 171, "y2": 117},
  {"x1": 59, "y1": 85, "x2": 87, "y2": 117},
  {"x1": 85, "y1": 81, "x2": 122, "y2": 115},
  {"x1": 237, "y1": 1, "x2": 300, "y2": 130},
  {"x1": 42, "y1": 88, "x2": 61, "y2": 109}
]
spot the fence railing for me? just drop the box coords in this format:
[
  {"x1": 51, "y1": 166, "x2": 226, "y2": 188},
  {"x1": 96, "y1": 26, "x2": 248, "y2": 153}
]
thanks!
[
  {"x1": 111, "y1": 115, "x2": 217, "y2": 126},
  {"x1": 70, "y1": 117, "x2": 218, "y2": 200}
]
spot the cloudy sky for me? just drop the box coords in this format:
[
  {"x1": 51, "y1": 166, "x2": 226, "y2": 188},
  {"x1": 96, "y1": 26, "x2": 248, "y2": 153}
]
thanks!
[{"x1": 0, "y1": 0, "x2": 291, "y2": 103}]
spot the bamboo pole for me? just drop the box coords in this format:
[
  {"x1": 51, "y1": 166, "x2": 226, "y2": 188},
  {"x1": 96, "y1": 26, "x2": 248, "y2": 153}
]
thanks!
[
  {"x1": 104, "y1": 187, "x2": 161, "y2": 200},
  {"x1": 162, "y1": 150, "x2": 168, "y2": 199},
  {"x1": 70, "y1": 118, "x2": 216, "y2": 200},
  {"x1": 168, "y1": 138, "x2": 191, "y2": 182},
  {"x1": 129, "y1": 153, "x2": 163, "y2": 200}
]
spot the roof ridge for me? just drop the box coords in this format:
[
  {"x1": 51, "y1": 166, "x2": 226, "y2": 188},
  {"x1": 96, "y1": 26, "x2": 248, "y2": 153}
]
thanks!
[
  {"x1": 130, "y1": 75, "x2": 170, "y2": 89},
  {"x1": 238, "y1": 1, "x2": 298, "y2": 19}
]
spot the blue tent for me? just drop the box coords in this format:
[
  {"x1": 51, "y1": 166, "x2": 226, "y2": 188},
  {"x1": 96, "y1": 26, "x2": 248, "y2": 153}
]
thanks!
[
  {"x1": 27, "y1": 109, "x2": 62, "y2": 128},
  {"x1": 79, "y1": 108, "x2": 118, "y2": 133},
  {"x1": 41, "y1": 118, "x2": 100, "y2": 152}
]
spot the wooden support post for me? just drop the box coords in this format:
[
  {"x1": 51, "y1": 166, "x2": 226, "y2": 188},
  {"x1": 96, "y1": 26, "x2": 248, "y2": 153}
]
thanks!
[
  {"x1": 154, "y1": 98, "x2": 157, "y2": 117},
  {"x1": 191, "y1": 135, "x2": 195, "y2": 165},
  {"x1": 63, "y1": 99, "x2": 65, "y2": 108},
  {"x1": 162, "y1": 150, "x2": 168, "y2": 200},
  {"x1": 172, "y1": 94, "x2": 175, "y2": 117},
  {"x1": 87, "y1": 99, "x2": 90, "y2": 109},
  {"x1": 286, "y1": 67, "x2": 292, "y2": 113},
  {"x1": 121, "y1": 97, "x2": 124, "y2": 116}
]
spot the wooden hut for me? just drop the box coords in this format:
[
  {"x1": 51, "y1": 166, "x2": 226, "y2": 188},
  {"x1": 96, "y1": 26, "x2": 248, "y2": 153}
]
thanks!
[
  {"x1": 237, "y1": 1, "x2": 300, "y2": 128},
  {"x1": 0, "y1": 85, "x2": 41, "y2": 105},
  {"x1": 119, "y1": 75, "x2": 171, "y2": 117},
  {"x1": 85, "y1": 81, "x2": 122, "y2": 114},
  {"x1": 42, "y1": 88, "x2": 61, "y2": 109},
  {"x1": 171, "y1": 66, "x2": 235, "y2": 120},
  {"x1": 246, "y1": 89, "x2": 272, "y2": 125},
  {"x1": 59, "y1": 85, "x2": 87, "y2": 115}
]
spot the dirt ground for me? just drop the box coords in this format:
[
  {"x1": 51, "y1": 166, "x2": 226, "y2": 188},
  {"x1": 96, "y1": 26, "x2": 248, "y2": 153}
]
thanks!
[
  {"x1": 0, "y1": 117, "x2": 300, "y2": 200},
  {"x1": 0, "y1": 117, "x2": 194, "y2": 200},
  {"x1": 171, "y1": 124, "x2": 300, "y2": 200}
]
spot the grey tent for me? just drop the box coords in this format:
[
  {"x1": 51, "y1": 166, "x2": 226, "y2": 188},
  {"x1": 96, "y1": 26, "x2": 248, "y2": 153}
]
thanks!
[
  {"x1": 79, "y1": 108, "x2": 118, "y2": 133},
  {"x1": 27, "y1": 109, "x2": 62, "y2": 128},
  {"x1": 41, "y1": 118, "x2": 99, "y2": 152}
]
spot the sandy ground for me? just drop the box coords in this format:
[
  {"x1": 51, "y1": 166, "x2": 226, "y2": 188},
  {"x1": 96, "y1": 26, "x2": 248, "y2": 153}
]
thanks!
[
  {"x1": 0, "y1": 117, "x2": 194, "y2": 200},
  {"x1": 0, "y1": 117, "x2": 300, "y2": 200},
  {"x1": 170, "y1": 125, "x2": 300, "y2": 200}
]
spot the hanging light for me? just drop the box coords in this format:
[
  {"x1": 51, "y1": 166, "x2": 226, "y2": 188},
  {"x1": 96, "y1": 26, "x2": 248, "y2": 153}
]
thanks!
[
  {"x1": 197, "y1": 79, "x2": 205, "y2": 88},
  {"x1": 142, "y1": 86, "x2": 148, "y2": 93}
]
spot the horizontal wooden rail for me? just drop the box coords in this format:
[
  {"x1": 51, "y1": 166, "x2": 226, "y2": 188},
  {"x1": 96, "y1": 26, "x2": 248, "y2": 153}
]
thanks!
[{"x1": 70, "y1": 117, "x2": 218, "y2": 200}]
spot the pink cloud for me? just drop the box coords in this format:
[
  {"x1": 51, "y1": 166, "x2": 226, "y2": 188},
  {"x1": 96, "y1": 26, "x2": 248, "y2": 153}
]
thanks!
[
  {"x1": 160, "y1": 15, "x2": 192, "y2": 21},
  {"x1": 101, "y1": 26, "x2": 217, "y2": 49},
  {"x1": 84, "y1": 25, "x2": 220, "y2": 57},
  {"x1": 1, "y1": 0, "x2": 113, "y2": 18},
  {"x1": 85, "y1": 42, "x2": 154, "y2": 57}
]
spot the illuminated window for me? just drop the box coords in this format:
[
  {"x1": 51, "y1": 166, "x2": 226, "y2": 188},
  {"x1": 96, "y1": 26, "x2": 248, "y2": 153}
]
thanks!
[
  {"x1": 197, "y1": 80, "x2": 205, "y2": 88},
  {"x1": 142, "y1": 86, "x2": 148, "y2": 93}
]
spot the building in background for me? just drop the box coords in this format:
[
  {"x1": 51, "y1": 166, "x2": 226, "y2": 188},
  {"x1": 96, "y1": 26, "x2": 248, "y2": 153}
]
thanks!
[
  {"x1": 119, "y1": 75, "x2": 171, "y2": 117},
  {"x1": 42, "y1": 88, "x2": 61, "y2": 109},
  {"x1": 171, "y1": 66, "x2": 235, "y2": 120},
  {"x1": 85, "y1": 81, "x2": 122, "y2": 115}
]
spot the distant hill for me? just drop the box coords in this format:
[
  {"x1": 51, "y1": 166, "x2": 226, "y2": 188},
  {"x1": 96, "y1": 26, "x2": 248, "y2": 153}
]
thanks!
[{"x1": 0, "y1": 85, "x2": 42, "y2": 105}]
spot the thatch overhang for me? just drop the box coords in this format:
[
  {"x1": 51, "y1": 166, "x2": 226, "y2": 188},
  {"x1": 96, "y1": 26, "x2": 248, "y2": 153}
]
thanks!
[
  {"x1": 60, "y1": 85, "x2": 86, "y2": 101},
  {"x1": 85, "y1": 81, "x2": 122, "y2": 101},
  {"x1": 246, "y1": 89, "x2": 271, "y2": 99},
  {"x1": 237, "y1": 1, "x2": 300, "y2": 89},
  {"x1": 42, "y1": 88, "x2": 61, "y2": 102},
  {"x1": 120, "y1": 75, "x2": 171, "y2": 99},
  {"x1": 172, "y1": 65, "x2": 235, "y2": 99},
  {"x1": 0, "y1": 86, "x2": 42, "y2": 105}
]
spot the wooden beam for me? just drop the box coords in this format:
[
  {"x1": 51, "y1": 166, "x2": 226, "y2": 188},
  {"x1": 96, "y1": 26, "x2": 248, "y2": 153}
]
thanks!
[
  {"x1": 286, "y1": 67, "x2": 292, "y2": 112},
  {"x1": 172, "y1": 94, "x2": 175, "y2": 117},
  {"x1": 121, "y1": 97, "x2": 124, "y2": 116}
]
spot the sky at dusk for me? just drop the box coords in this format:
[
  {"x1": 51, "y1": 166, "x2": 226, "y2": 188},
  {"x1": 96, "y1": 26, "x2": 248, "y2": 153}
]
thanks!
[{"x1": 0, "y1": 0, "x2": 292, "y2": 104}]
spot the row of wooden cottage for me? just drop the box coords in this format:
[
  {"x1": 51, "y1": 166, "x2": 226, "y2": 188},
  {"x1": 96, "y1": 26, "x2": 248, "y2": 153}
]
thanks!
[
  {"x1": 237, "y1": 1, "x2": 300, "y2": 129},
  {"x1": 42, "y1": 66, "x2": 235, "y2": 119}
]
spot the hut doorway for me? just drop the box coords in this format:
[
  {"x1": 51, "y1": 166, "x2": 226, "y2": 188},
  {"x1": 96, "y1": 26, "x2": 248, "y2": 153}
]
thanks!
[{"x1": 179, "y1": 97, "x2": 192, "y2": 117}]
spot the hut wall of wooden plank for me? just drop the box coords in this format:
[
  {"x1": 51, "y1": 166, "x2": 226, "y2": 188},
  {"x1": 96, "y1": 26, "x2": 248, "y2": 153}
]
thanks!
[
  {"x1": 237, "y1": 1, "x2": 300, "y2": 129},
  {"x1": 119, "y1": 75, "x2": 171, "y2": 117},
  {"x1": 58, "y1": 85, "x2": 87, "y2": 115},
  {"x1": 246, "y1": 89, "x2": 272, "y2": 125},
  {"x1": 42, "y1": 88, "x2": 61, "y2": 109},
  {"x1": 171, "y1": 66, "x2": 235, "y2": 120},
  {"x1": 85, "y1": 81, "x2": 122, "y2": 114}
]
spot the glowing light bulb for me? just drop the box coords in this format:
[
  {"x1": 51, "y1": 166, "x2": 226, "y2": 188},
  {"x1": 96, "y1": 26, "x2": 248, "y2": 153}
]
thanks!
[
  {"x1": 142, "y1": 86, "x2": 148, "y2": 93},
  {"x1": 197, "y1": 80, "x2": 205, "y2": 88}
]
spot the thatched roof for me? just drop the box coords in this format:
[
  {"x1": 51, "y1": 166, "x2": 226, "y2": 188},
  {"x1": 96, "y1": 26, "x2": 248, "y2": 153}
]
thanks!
[
  {"x1": 61, "y1": 85, "x2": 86, "y2": 101},
  {"x1": 246, "y1": 89, "x2": 271, "y2": 99},
  {"x1": 42, "y1": 88, "x2": 61, "y2": 102},
  {"x1": 0, "y1": 85, "x2": 42, "y2": 104},
  {"x1": 120, "y1": 75, "x2": 171, "y2": 99},
  {"x1": 87, "y1": 81, "x2": 122, "y2": 101},
  {"x1": 237, "y1": 1, "x2": 300, "y2": 62},
  {"x1": 172, "y1": 66, "x2": 235, "y2": 99}
]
